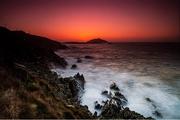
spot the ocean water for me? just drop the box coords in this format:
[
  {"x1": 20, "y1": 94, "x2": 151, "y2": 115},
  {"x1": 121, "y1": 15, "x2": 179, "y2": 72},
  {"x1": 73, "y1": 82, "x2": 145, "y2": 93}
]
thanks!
[{"x1": 52, "y1": 43, "x2": 180, "y2": 119}]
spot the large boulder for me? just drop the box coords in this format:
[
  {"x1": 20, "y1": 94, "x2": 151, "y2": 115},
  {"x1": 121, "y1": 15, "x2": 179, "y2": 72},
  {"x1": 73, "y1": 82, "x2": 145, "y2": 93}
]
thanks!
[
  {"x1": 114, "y1": 91, "x2": 127, "y2": 105},
  {"x1": 74, "y1": 73, "x2": 85, "y2": 89},
  {"x1": 71, "y1": 64, "x2": 77, "y2": 69},
  {"x1": 94, "y1": 101, "x2": 102, "y2": 110},
  {"x1": 110, "y1": 83, "x2": 120, "y2": 91},
  {"x1": 98, "y1": 82, "x2": 153, "y2": 119},
  {"x1": 100, "y1": 99, "x2": 150, "y2": 119},
  {"x1": 101, "y1": 90, "x2": 108, "y2": 95},
  {"x1": 84, "y1": 56, "x2": 94, "y2": 59}
]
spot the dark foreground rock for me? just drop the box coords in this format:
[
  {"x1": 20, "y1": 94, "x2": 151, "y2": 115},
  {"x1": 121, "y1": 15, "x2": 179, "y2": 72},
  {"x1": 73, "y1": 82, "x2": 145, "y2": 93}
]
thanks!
[
  {"x1": 0, "y1": 26, "x2": 93, "y2": 119},
  {"x1": 100, "y1": 98, "x2": 152, "y2": 119},
  {"x1": 97, "y1": 83, "x2": 153, "y2": 119},
  {"x1": 0, "y1": 26, "x2": 154, "y2": 119},
  {"x1": 77, "y1": 58, "x2": 82, "y2": 63},
  {"x1": 74, "y1": 73, "x2": 85, "y2": 89},
  {"x1": 94, "y1": 101, "x2": 102, "y2": 110},
  {"x1": 84, "y1": 55, "x2": 94, "y2": 59},
  {"x1": 101, "y1": 90, "x2": 108, "y2": 95},
  {"x1": 153, "y1": 110, "x2": 162, "y2": 118},
  {"x1": 71, "y1": 64, "x2": 77, "y2": 69},
  {"x1": 145, "y1": 98, "x2": 163, "y2": 118},
  {"x1": 110, "y1": 82, "x2": 120, "y2": 91}
]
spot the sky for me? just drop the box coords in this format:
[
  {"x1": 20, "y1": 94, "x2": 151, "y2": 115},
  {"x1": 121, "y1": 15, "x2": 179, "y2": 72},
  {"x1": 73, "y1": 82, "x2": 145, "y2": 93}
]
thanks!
[{"x1": 0, "y1": 0, "x2": 179, "y2": 42}]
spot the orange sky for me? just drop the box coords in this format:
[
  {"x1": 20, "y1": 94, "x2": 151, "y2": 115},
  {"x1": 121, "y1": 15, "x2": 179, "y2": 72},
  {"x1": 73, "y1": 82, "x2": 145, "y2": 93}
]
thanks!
[{"x1": 0, "y1": 0, "x2": 179, "y2": 42}]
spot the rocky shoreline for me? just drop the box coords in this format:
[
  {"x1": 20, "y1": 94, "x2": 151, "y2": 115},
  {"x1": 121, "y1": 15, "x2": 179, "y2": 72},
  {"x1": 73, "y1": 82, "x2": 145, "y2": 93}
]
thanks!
[
  {"x1": 52, "y1": 55, "x2": 154, "y2": 119},
  {"x1": 0, "y1": 26, "x2": 153, "y2": 119}
]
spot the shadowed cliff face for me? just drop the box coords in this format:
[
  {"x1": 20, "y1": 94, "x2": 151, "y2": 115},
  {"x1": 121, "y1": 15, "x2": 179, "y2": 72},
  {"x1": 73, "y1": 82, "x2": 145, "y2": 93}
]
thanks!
[
  {"x1": 0, "y1": 27, "x2": 93, "y2": 119},
  {"x1": 0, "y1": 27, "x2": 154, "y2": 119},
  {"x1": 0, "y1": 26, "x2": 68, "y2": 67}
]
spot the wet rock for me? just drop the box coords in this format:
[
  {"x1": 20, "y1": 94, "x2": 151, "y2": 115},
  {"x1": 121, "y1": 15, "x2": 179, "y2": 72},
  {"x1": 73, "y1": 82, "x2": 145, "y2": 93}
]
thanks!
[
  {"x1": 100, "y1": 100, "x2": 149, "y2": 119},
  {"x1": 71, "y1": 64, "x2": 77, "y2": 69},
  {"x1": 99, "y1": 83, "x2": 153, "y2": 119},
  {"x1": 84, "y1": 55, "x2": 94, "y2": 59},
  {"x1": 83, "y1": 105, "x2": 89, "y2": 110},
  {"x1": 101, "y1": 90, "x2": 108, "y2": 95},
  {"x1": 153, "y1": 110, "x2": 163, "y2": 118},
  {"x1": 100, "y1": 99, "x2": 122, "y2": 118},
  {"x1": 93, "y1": 111, "x2": 97, "y2": 117},
  {"x1": 118, "y1": 107, "x2": 148, "y2": 119},
  {"x1": 68, "y1": 78, "x2": 80, "y2": 98},
  {"x1": 145, "y1": 98, "x2": 157, "y2": 109},
  {"x1": 114, "y1": 91, "x2": 127, "y2": 104},
  {"x1": 102, "y1": 100, "x2": 106, "y2": 104},
  {"x1": 77, "y1": 58, "x2": 82, "y2": 63},
  {"x1": 102, "y1": 90, "x2": 112, "y2": 98},
  {"x1": 111, "y1": 97, "x2": 123, "y2": 108},
  {"x1": 74, "y1": 73, "x2": 85, "y2": 89},
  {"x1": 94, "y1": 101, "x2": 102, "y2": 110},
  {"x1": 110, "y1": 83, "x2": 120, "y2": 91},
  {"x1": 146, "y1": 97, "x2": 152, "y2": 102}
]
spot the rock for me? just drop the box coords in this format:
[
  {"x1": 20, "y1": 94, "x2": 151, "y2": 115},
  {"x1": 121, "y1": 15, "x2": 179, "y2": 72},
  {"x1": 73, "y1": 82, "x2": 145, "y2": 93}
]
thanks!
[
  {"x1": 118, "y1": 107, "x2": 147, "y2": 119},
  {"x1": 110, "y1": 83, "x2": 120, "y2": 91},
  {"x1": 71, "y1": 64, "x2": 77, "y2": 69},
  {"x1": 145, "y1": 97, "x2": 152, "y2": 102},
  {"x1": 102, "y1": 100, "x2": 106, "y2": 104},
  {"x1": 77, "y1": 58, "x2": 82, "y2": 63},
  {"x1": 67, "y1": 78, "x2": 80, "y2": 98},
  {"x1": 100, "y1": 99, "x2": 122, "y2": 118},
  {"x1": 74, "y1": 73, "x2": 85, "y2": 89},
  {"x1": 153, "y1": 110, "x2": 163, "y2": 118},
  {"x1": 114, "y1": 91, "x2": 128, "y2": 104},
  {"x1": 83, "y1": 105, "x2": 89, "y2": 110},
  {"x1": 93, "y1": 111, "x2": 97, "y2": 117},
  {"x1": 111, "y1": 97, "x2": 123, "y2": 108},
  {"x1": 101, "y1": 90, "x2": 108, "y2": 95},
  {"x1": 101, "y1": 90, "x2": 112, "y2": 98},
  {"x1": 99, "y1": 83, "x2": 153, "y2": 119},
  {"x1": 84, "y1": 55, "x2": 94, "y2": 59},
  {"x1": 145, "y1": 98, "x2": 157, "y2": 108},
  {"x1": 100, "y1": 101, "x2": 149, "y2": 119},
  {"x1": 94, "y1": 101, "x2": 102, "y2": 110}
]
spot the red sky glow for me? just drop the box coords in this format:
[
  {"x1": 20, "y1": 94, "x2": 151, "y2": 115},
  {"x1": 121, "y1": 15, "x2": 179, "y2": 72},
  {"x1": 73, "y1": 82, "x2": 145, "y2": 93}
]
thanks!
[{"x1": 0, "y1": 0, "x2": 179, "y2": 42}]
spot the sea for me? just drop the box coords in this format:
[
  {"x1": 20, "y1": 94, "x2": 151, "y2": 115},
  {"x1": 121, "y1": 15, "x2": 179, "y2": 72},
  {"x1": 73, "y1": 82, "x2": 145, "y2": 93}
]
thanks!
[{"x1": 52, "y1": 43, "x2": 180, "y2": 119}]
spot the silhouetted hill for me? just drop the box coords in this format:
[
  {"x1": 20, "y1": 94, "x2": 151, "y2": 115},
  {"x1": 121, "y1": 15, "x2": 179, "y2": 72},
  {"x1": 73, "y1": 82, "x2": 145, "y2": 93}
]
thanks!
[
  {"x1": 86, "y1": 38, "x2": 109, "y2": 44},
  {"x1": 0, "y1": 27, "x2": 94, "y2": 118},
  {"x1": 0, "y1": 27, "x2": 152, "y2": 119},
  {"x1": 0, "y1": 26, "x2": 67, "y2": 67},
  {"x1": 0, "y1": 27, "x2": 67, "y2": 50}
]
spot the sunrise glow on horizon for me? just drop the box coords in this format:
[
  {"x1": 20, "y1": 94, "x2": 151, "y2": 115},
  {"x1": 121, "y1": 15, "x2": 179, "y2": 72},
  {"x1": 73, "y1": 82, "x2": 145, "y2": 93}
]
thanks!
[{"x1": 0, "y1": 0, "x2": 179, "y2": 42}]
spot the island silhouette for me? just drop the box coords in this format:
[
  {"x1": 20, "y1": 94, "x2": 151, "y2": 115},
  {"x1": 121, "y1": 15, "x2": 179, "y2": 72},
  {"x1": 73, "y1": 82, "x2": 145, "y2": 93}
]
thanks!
[
  {"x1": 65, "y1": 38, "x2": 110, "y2": 44},
  {"x1": 86, "y1": 38, "x2": 109, "y2": 44}
]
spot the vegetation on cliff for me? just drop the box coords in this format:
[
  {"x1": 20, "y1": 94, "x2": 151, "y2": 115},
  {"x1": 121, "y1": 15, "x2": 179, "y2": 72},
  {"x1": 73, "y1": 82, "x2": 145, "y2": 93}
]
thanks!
[
  {"x1": 0, "y1": 27, "x2": 92, "y2": 118},
  {"x1": 0, "y1": 27, "x2": 152, "y2": 119}
]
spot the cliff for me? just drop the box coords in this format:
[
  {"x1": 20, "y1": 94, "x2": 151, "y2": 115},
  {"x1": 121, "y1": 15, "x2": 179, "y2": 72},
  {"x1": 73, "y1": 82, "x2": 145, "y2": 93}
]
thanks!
[
  {"x1": 0, "y1": 27, "x2": 93, "y2": 118},
  {"x1": 0, "y1": 27, "x2": 152, "y2": 119}
]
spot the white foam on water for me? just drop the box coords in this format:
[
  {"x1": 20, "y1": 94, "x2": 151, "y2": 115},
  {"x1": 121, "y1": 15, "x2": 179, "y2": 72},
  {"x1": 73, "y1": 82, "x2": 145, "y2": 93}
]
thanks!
[
  {"x1": 52, "y1": 57, "x2": 180, "y2": 119},
  {"x1": 52, "y1": 45, "x2": 180, "y2": 119}
]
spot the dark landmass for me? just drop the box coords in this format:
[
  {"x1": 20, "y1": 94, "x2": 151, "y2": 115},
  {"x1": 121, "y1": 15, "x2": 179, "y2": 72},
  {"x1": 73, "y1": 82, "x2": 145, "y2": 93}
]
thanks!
[
  {"x1": 64, "y1": 38, "x2": 110, "y2": 44},
  {"x1": 0, "y1": 26, "x2": 92, "y2": 118},
  {"x1": 0, "y1": 26, "x2": 152, "y2": 119},
  {"x1": 64, "y1": 42, "x2": 85, "y2": 44},
  {"x1": 86, "y1": 38, "x2": 110, "y2": 44}
]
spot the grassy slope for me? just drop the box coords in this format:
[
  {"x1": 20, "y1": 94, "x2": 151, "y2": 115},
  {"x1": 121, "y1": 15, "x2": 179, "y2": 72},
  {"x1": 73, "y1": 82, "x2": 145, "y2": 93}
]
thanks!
[{"x1": 0, "y1": 27, "x2": 92, "y2": 119}]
